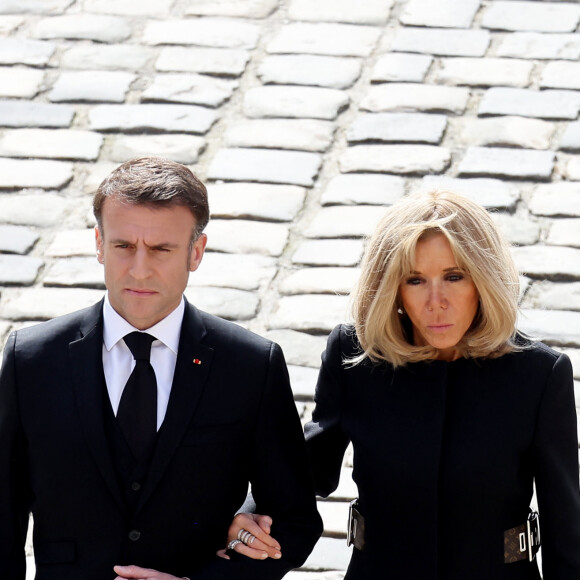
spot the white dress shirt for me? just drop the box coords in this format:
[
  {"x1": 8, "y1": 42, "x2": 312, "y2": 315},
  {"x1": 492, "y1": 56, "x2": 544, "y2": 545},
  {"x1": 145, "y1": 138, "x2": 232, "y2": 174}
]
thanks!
[{"x1": 102, "y1": 293, "x2": 184, "y2": 430}]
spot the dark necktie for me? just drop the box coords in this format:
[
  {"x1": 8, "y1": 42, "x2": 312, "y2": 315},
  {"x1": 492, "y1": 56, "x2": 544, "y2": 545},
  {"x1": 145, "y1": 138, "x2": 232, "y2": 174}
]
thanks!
[{"x1": 117, "y1": 332, "x2": 158, "y2": 460}]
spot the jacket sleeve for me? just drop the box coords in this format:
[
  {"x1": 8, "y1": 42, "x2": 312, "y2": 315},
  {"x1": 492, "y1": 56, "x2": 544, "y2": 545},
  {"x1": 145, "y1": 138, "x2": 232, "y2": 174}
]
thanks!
[
  {"x1": 0, "y1": 332, "x2": 31, "y2": 580},
  {"x1": 304, "y1": 324, "x2": 351, "y2": 498},
  {"x1": 533, "y1": 351, "x2": 580, "y2": 578},
  {"x1": 190, "y1": 341, "x2": 322, "y2": 580}
]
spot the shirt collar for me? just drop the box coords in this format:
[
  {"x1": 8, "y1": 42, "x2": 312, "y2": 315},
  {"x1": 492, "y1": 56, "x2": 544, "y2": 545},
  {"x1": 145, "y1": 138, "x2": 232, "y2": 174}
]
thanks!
[{"x1": 102, "y1": 292, "x2": 185, "y2": 355}]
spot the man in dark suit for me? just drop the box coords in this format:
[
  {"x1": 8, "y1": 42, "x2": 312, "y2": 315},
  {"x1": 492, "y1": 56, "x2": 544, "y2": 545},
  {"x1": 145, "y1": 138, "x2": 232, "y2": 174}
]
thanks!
[{"x1": 0, "y1": 157, "x2": 322, "y2": 580}]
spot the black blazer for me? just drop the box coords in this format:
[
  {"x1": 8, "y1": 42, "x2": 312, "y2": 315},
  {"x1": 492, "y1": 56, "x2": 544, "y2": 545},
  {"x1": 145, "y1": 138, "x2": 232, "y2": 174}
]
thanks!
[
  {"x1": 0, "y1": 299, "x2": 322, "y2": 580},
  {"x1": 305, "y1": 324, "x2": 580, "y2": 580}
]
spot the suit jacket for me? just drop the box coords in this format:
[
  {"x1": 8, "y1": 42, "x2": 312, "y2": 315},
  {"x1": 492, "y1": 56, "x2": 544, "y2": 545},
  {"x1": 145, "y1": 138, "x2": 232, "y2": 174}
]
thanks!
[
  {"x1": 0, "y1": 299, "x2": 322, "y2": 580},
  {"x1": 305, "y1": 324, "x2": 580, "y2": 580}
]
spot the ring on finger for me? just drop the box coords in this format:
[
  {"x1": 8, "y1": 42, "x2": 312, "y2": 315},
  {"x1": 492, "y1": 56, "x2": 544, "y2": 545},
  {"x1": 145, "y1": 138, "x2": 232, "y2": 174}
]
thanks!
[
  {"x1": 238, "y1": 528, "x2": 249, "y2": 541},
  {"x1": 241, "y1": 530, "x2": 253, "y2": 544},
  {"x1": 227, "y1": 539, "x2": 242, "y2": 550},
  {"x1": 248, "y1": 535, "x2": 256, "y2": 545}
]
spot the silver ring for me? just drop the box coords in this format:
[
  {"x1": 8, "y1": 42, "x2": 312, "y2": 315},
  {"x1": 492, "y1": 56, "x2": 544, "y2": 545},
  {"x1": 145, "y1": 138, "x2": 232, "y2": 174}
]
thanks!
[
  {"x1": 238, "y1": 528, "x2": 249, "y2": 541},
  {"x1": 240, "y1": 530, "x2": 252, "y2": 544},
  {"x1": 227, "y1": 539, "x2": 241, "y2": 550},
  {"x1": 248, "y1": 534, "x2": 256, "y2": 544}
]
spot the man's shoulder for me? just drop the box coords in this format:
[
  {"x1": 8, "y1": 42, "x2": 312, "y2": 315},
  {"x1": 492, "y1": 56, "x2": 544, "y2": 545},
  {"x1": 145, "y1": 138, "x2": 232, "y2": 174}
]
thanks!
[{"x1": 11, "y1": 301, "x2": 102, "y2": 347}]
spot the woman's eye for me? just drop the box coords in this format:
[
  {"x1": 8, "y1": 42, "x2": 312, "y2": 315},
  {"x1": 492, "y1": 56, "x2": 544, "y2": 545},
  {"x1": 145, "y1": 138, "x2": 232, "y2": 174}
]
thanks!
[
  {"x1": 447, "y1": 274, "x2": 464, "y2": 282},
  {"x1": 406, "y1": 277, "x2": 422, "y2": 285}
]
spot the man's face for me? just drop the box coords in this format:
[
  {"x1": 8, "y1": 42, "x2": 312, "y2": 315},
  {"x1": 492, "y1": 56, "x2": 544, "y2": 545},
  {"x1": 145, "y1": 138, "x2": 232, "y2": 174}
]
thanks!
[{"x1": 95, "y1": 197, "x2": 206, "y2": 330}]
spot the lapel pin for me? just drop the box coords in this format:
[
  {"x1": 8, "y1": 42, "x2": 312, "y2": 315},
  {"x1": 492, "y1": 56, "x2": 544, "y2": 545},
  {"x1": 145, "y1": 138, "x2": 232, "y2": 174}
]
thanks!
[{"x1": 193, "y1": 358, "x2": 202, "y2": 365}]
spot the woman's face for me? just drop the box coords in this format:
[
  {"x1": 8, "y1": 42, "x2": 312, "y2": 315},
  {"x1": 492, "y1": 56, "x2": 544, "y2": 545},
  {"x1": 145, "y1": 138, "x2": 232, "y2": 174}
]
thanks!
[{"x1": 398, "y1": 232, "x2": 479, "y2": 362}]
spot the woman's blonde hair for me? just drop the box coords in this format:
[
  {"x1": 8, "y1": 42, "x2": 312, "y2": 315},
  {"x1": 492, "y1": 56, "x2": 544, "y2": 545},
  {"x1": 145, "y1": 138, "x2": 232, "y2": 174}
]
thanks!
[{"x1": 350, "y1": 189, "x2": 521, "y2": 367}]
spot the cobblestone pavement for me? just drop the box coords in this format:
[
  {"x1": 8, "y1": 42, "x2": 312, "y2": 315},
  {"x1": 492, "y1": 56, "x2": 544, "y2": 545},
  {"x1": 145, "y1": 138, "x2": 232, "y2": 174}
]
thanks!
[{"x1": 2, "y1": 0, "x2": 580, "y2": 577}]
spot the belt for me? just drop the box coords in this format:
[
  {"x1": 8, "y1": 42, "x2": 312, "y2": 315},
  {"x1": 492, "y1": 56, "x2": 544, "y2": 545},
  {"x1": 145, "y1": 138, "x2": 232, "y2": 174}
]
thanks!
[{"x1": 504, "y1": 511, "x2": 541, "y2": 563}]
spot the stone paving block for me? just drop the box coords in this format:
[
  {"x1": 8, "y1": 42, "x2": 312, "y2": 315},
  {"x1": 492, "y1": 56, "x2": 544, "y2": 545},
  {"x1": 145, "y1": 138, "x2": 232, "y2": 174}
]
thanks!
[
  {"x1": 0, "y1": 16, "x2": 23, "y2": 33},
  {"x1": 511, "y1": 245, "x2": 580, "y2": 280},
  {"x1": 304, "y1": 206, "x2": 388, "y2": 238},
  {"x1": 0, "y1": 160, "x2": 73, "y2": 190},
  {"x1": 0, "y1": 0, "x2": 73, "y2": 14},
  {"x1": 244, "y1": 86, "x2": 348, "y2": 121},
  {"x1": 340, "y1": 144, "x2": 451, "y2": 175},
  {"x1": 88, "y1": 104, "x2": 217, "y2": 134},
  {"x1": 143, "y1": 18, "x2": 260, "y2": 50},
  {"x1": 287, "y1": 0, "x2": 392, "y2": 25},
  {"x1": 292, "y1": 240, "x2": 364, "y2": 267},
  {"x1": 258, "y1": 55, "x2": 361, "y2": 90},
  {"x1": 83, "y1": 0, "x2": 174, "y2": 16},
  {"x1": 0, "y1": 193, "x2": 72, "y2": 226},
  {"x1": 0, "y1": 287, "x2": 104, "y2": 320},
  {"x1": 360, "y1": 83, "x2": 469, "y2": 114},
  {"x1": 224, "y1": 119, "x2": 334, "y2": 152},
  {"x1": 541, "y1": 61, "x2": 580, "y2": 90},
  {"x1": 524, "y1": 281, "x2": 580, "y2": 313},
  {"x1": 184, "y1": 286, "x2": 258, "y2": 321},
  {"x1": 110, "y1": 134, "x2": 205, "y2": 165},
  {"x1": 317, "y1": 500, "x2": 349, "y2": 536},
  {"x1": 459, "y1": 116, "x2": 554, "y2": 149},
  {"x1": 565, "y1": 157, "x2": 580, "y2": 181},
  {"x1": 0, "y1": 67, "x2": 44, "y2": 98},
  {"x1": 61, "y1": 45, "x2": 155, "y2": 71},
  {"x1": 0, "y1": 38, "x2": 55, "y2": 66},
  {"x1": 301, "y1": 536, "x2": 352, "y2": 572},
  {"x1": 496, "y1": 32, "x2": 580, "y2": 60},
  {"x1": 559, "y1": 122, "x2": 580, "y2": 151},
  {"x1": 208, "y1": 148, "x2": 321, "y2": 187},
  {"x1": 156, "y1": 47, "x2": 250, "y2": 76},
  {"x1": 0, "y1": 101, "x2": 74, "y2": 128},
  {"x1": 479, "y1": 88, "x2": 580, "y2": 120},
  {"x1": 347, "y1": 112, "x2": 447, "y2": 145},
  {"x1": 142, "y1": 74, "x2": 238, "y2": 107},
  {"x1": 437, "y1": 57, "x2": 532, "y2": 87},
  {"x1": 279, "y1": 267, "x2": 359, "y2": 295},
  {"x1": 0, "y1": 255, "x2": 43, "y2": 285},
  {"x1": 518, "y1": 308, "x2": 580, "y2": 348},
  {"x1": 288, "y1": 571, "x2": 344, "y2": 580},
  {"x1": 0, "y1": 319, "x2": 12, "y2": 345},
  {"x1": 547, "y1": 218, "x2": 580, "y2": 248},
  {"x1": 204, "y1": 219, "x2": 289, "y2": 257},
  {"x1": 33, "y1": 14, "x2": 131, "y2": 42},
  {"x1": 560, "y1": 348, "x2": 580, "y2": 381},
  {"x1": 184, "y1": 0, "x2": 277, "y2": 18},
  {"x1": 48, "y1": 71, "x2": 134, "y2": 103},
  {"x1": 458, "y1": 147, "x2": 554, "y2": 180},
  {"x1": 481, "y1": 1, "x2": 580, "y2": 33},
  {"x1": 287, "y1": 364, "x2": 319, "y2": 397},
  {"x1": 321, "y1": 174, "x2": 405, "y2": 206},
  {"x1": 0, "y1": 129, "x2": 103, "y2": 161},
  {"x1": 390, "y1": 27, "x2": 490, "y2": 57},
  {"x1": 84, "y1": 162, "x2": 117, "y2": 195},
  {"x1": 188, "y1": 252, "x2": 277, "y2": 291},
  {"x1": 491, "y1": 213, "x2": 540, "y2": 246},
  {"x1": 0, "y1": 225, "x2": 39, "y2": 255},
  {"x1": 45, "y1": 229, "x2": 95, "y2": 257},
  {"x1": 529, "y1": 183, "x2": 580, "y2": 217},
  {"x1": 268, "y1": 295, "x2": 349, "y2": 333},
  {"x1": 418, "y1": 176, "x2": 520, "y2": 210},
  {"x1": 267, "y1": 23, "x2": 381, "y2": 57},
  {"x1": 208, "y1": 183, "x2": 306, "y2": 222},
  {"x1": 371, "y1": 53, "x2": 433, "y2": 83},
  {"x1": 265, "y1": 329, "x2": 327, "y2": 369},
  {"x1": 400, "y1": 0, "x2": 480, "y2": 28},
  {"x1": 43, "y1": 257, "x2": 104, "y2": 289}
]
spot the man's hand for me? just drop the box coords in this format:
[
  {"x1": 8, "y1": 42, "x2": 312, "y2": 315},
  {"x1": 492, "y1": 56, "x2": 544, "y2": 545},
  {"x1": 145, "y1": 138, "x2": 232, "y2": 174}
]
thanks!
[
  {"x1": 114, "y1": 564, "x2": 187, "y2": 580},
  {"x1": 216, "y1": 513, "x2": 282, "y2": 561}
]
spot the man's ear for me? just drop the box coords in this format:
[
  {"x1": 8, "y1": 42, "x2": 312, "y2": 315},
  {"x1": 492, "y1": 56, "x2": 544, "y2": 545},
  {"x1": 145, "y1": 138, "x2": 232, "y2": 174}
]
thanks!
[
  {"x1": 95, "y1": 225, "x2": 104, "y2": 264},
  {"x1": 189, "y1": 233, "x2": 207, "y2": 272}
]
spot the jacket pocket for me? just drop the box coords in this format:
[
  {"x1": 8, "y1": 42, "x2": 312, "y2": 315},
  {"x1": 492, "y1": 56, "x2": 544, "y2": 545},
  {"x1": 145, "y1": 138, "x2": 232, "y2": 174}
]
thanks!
[{"x1": 35, "y1": 540, "x2": 76, "y2": 564}]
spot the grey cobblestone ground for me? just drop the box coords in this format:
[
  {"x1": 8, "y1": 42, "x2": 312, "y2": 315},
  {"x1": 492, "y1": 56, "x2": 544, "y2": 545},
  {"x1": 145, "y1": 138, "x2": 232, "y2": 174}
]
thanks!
[{"x1": 1, "y1": 0, "x2": 580, "y2": 577}]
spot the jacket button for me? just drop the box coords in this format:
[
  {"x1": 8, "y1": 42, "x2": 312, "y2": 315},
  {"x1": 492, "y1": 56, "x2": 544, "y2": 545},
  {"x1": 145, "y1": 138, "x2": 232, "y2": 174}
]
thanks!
[
  {"x1": 131, "y1": 482, "x2": 141, "y2": 491},
  {"x1": 128, "y1": 530, "x2": 141, "y2": 541}
]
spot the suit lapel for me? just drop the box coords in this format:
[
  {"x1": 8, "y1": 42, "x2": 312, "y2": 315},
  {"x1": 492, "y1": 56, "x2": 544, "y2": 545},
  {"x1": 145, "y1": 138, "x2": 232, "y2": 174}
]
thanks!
[
  {"x1": 69, "y1": 300, "x2": 125, "y2": 511},
  {"x1": 137, "y1": 301, "x2": 214, "y2": 511}
]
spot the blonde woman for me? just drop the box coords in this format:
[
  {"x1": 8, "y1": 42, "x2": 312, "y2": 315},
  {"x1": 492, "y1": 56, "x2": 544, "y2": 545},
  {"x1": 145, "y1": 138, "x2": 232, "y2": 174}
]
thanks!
[{"x1": 224, "y1": 190, "x2": 580, "y2": 579}]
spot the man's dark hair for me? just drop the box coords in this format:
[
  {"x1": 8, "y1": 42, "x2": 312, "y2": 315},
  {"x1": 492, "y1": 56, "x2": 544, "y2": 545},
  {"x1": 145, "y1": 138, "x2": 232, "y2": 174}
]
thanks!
[{"x1": 93, "y1": 156, "x2": 210, "y2": 241}]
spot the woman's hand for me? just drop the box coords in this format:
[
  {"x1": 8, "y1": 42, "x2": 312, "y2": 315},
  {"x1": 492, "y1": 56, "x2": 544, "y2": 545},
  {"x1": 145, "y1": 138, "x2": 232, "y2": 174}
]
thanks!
[{"x1": 217, "y1": 513, "x2": 281, "y2": 560}]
